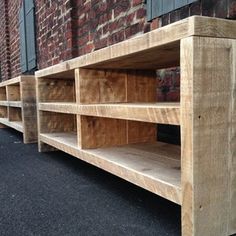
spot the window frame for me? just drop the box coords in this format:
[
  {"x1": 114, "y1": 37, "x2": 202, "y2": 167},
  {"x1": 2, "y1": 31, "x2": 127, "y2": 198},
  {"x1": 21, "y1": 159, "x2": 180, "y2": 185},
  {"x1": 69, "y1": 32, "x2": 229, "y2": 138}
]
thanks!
[
  {"x1": 147, "y1": 0, "x2": 198, "y2": 21},
  {"x1": 19, "y1": 0, "x2": 37, "y2": 73}
]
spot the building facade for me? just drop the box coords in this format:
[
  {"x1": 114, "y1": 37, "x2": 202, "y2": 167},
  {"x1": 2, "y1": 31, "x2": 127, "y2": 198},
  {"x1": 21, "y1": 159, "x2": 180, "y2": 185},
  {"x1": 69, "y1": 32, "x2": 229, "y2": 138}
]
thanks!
[{"x1": 0, "y1": 0, "x2": 236, "y2": 102}]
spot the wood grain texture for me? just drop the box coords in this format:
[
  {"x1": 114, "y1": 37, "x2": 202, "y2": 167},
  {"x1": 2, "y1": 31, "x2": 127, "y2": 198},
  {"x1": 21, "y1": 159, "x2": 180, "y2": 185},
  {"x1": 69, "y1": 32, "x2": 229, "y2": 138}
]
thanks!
[
  {"x1": 77, "y1": 116, "x2": 156, "y2": 149},
  {"x1": 40, "y1": 111, "x2": 76, "y2": 134},
  {"x1": 0, "y1": 106, "x2": 7, "y2": 118},
  {"x1": 181, "y1": 36, "x2": 235, "y2": 236},
  {"x1": 8, "y1": 107, "x2": 22, "y2": 122},
  {"x1": 76, "y1": 69, "x2": 127, "y2": 104},
  {"x1": 229, "y1": 41, "x2": 236, "y2": 235},
  {"x1": 76, "y1": 69, "x2": 156, "y2": 104},
  {"x1": 38, "y1": 102, "x2": 180, "y2": 125},
  {"x1": 126, "y1": 70, "x2": 156, "y2": 102},
  {"x1": 40, "y1": 132, "x2": 181, "y2": 204},
  {"x1": 7, "y1": 84, "x2": 21, "y2": 101},
  {"x1": 38, "y1": 78, "x2": 76, "y2": 103},
  {"x1": 127, "y1": 120, "x2": 156, "y2": 144},
  {"x1": 0, "y1": 87, "x2": 7, "y2": 101},
  {"x1": 21, "y1": 77, "x2": 38, "y2": 143},
  {"x1": 36, "y1": 16, "x2": 236, "y2": 78},
  {"x1": 78, "y1": 116, "x2": 127, "y2": 149}
]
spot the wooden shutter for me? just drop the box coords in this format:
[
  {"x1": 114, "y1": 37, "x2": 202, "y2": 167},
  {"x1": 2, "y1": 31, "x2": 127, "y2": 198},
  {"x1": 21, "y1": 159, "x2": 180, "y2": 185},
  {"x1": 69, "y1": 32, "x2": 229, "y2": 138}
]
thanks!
[
  {"x1": 19, "y1": 2, "x2": 27, "y2": 73},
  {"x1": 25, "y1": 0, "x2": 36, "y2": 71},
  {"x1": 147, "y1": 0, "x2": 198, "y2": 20}
]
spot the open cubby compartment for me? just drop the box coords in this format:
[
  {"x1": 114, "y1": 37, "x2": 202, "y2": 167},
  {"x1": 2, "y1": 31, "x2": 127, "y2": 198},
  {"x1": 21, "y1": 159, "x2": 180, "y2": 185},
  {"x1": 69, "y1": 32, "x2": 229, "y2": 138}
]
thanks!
[
  {"x1": 7, "y1": 83, "x2": 21, "y2": 101},
  {"x1": 39, "y1": 110, "x2": 77, "y2": 138},
  {"x1": 77, "y1": 116, "x2": 158, "y2": 148},
  {"x1": 38, "y1": 76, "x2": 76, "y2": 103},
  {"x1": 78, "y1": 116, "x2": 181, "y2": 203},
  {"x1": 0, "y1": 87, "x2": 7, "y2": 101},
  {"x1": 0, "y1": 106, "x2": 8, "y2": 118},
  {"x1": 40, "y1": 114, "x2": 181, "y2": 204},
  {"x1": 9, "y1": 107, "x2": 22, "y2": 122},
  {"x1": 76, "y1": 68, "x2": 158, "y2": 104}
]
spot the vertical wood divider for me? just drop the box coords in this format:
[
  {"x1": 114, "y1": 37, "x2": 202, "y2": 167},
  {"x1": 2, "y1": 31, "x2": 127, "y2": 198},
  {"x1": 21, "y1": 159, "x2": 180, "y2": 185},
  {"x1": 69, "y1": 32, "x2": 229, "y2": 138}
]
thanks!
[{"x1": 75, "y1": 68, "x2": 157, "y2": 149}]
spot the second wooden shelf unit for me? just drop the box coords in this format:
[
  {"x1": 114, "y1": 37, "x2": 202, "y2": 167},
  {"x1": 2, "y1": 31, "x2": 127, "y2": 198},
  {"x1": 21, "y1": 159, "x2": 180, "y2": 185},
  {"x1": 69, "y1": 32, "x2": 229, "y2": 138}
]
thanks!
[
  {"x1": 36, "y1": 16, "x2": 236, "y2": 236},
  {"x1": 0, "y1": 76, "x2": 38, "y2": 143}
]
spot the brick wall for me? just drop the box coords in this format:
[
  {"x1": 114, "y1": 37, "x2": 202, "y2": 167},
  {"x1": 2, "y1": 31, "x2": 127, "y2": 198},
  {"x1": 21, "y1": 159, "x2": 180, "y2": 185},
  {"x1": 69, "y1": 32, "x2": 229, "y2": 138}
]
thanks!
[
  {"x1": 0, "y1": 0, "x2": 236, "y2": 82},
  {"x1": 0, "y1": 0, "x2": 11, "y2": 81},
  {"x1": 72, "y1": 0, "x2": 150, "y2": 56},
  {"x1": 159, "y1": 0, "x2": 236, "y2": 26},
  {"x1": 8, "y1": 0, "x2": 21, "y2": 79},
  {"x1": 155, "y1": 0, "x2": 236, "y2": 102},
  {"x1": 35, "y1": 0, "x2": 75, "y2": 69}
]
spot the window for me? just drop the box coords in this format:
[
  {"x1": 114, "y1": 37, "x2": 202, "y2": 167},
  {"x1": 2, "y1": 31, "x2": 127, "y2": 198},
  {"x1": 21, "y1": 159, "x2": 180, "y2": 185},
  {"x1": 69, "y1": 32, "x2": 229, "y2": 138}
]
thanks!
[
  {"x1": 0, "y1": 61, "x2": 2, "y2": 82},
  {"x1": 147, "y1": 0, "x2": 198, "y2": 21},
  {"x1": 19, "y1": 0, "x2": 37, "y2": 73}
]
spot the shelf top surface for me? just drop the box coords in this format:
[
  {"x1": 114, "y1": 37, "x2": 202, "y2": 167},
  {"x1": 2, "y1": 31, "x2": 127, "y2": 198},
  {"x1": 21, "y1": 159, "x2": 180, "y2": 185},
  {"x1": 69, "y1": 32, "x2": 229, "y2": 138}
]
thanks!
[
  {"x1": 0, "y1": 75, "x2": 35, "y2": 88},
  {"x1": 39, "y1": 102, "x2": 180, "y2": 108},
  {"x1": 35, "y1": 16, "x2": 236, "y2": 78}
]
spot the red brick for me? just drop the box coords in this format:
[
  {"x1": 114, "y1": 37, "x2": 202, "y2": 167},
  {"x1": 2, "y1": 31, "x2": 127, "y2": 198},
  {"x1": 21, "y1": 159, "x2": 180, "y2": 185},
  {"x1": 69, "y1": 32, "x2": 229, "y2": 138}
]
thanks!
[
  {"x1": 229, "y1": 0, "x2": 236, "y2": 18},
  {"x1": 136, "y1": 8, "x2": 146, "y2": 19},
  {"x1": 132, "y1": 0, "x2": 143, "y2": 7},
  {"x1": 150, "y1": 18, "x2": 160, "y2": 30}
]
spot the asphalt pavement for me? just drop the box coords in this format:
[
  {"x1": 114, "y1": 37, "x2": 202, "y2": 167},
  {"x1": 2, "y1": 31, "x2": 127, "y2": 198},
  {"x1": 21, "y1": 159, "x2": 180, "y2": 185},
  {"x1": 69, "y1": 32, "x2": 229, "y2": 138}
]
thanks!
[{"x1": 0, "y1": 128, "x2": 180, "y2": 236}]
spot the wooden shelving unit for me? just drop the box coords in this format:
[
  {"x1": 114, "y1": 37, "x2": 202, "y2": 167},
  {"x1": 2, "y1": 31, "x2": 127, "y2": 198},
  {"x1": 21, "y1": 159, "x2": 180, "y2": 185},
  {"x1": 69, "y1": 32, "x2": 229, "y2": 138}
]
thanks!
[
  {"x1": 36, "y1": 16, "x2": 236, "y2": 236},
  {"x1": 0, "y1": 76, "x2": 38, "y2": 143}
]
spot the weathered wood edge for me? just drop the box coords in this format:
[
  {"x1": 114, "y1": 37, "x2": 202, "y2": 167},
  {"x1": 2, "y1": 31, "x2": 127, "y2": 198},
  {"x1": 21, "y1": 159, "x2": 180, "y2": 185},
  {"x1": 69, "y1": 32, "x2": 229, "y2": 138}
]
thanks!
[{"x1": 35, "y1": 16, "x2": 236, "y2": 78}]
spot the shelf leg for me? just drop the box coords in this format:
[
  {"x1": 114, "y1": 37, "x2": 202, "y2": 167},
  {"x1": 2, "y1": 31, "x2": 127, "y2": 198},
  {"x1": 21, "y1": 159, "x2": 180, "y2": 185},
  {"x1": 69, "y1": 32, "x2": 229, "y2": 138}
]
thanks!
[
  {"x1": 181, "y1": 36, "x2": 236, "y2": 236},
  {"x1": 21, "y1": 78, "x2": 38, "y2": 144}
]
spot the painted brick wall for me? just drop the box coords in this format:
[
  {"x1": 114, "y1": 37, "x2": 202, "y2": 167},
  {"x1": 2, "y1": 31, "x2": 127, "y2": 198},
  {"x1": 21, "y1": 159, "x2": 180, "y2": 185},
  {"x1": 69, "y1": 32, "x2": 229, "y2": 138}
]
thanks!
[{"x1": 0, "y1": 0, "x2": 236, "y2": 83}]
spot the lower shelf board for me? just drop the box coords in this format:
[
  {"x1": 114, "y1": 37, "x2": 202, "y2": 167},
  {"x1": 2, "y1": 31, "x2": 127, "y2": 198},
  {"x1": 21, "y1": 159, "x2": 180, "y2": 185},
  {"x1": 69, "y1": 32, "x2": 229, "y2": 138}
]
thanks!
[
  {"x1": 40, "y1": 132, "x2": 182, "y2": 205},
  {"x1": 0, "y1": 118, "x2": 23, "y2": 132}
]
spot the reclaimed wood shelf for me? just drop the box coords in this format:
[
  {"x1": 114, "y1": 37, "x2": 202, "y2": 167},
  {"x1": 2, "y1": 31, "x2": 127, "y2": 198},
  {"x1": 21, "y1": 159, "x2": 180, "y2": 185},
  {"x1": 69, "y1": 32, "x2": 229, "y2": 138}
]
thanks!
[
  {"x1": 36, "y1": 16, "x2": 236, "y2": 236},
  {"x1": 0, "y1": 76, "x2": 38, "y2": 143},
  {"x1": 40, "y1": 132, "x2": 181, "y2": 204},
  {"x1": 38, "y1": 102, "x2": 180, "y2": 125}
]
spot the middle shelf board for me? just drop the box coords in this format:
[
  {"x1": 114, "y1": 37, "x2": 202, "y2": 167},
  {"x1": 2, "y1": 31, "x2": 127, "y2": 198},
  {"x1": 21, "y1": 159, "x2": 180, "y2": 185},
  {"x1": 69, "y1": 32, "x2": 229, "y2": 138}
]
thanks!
[
  {"x1": 0, "y1": 101, "x2": 22, "y2": 108},
  {"x1": 40, "y1": 132, "x2": 181, "y2": 205},
  {"x1": 38, "y1": 102, "x2": 180, "y2": 125}
]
